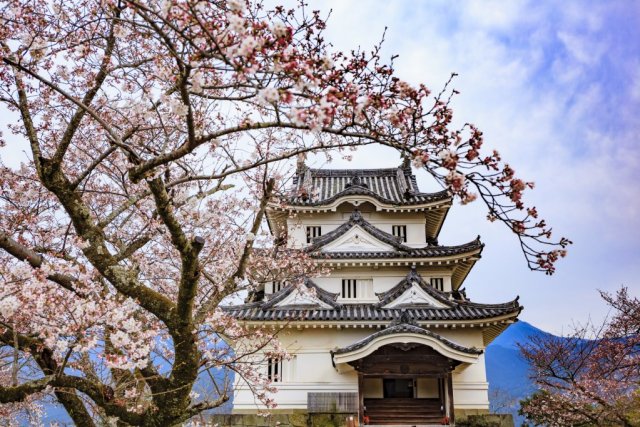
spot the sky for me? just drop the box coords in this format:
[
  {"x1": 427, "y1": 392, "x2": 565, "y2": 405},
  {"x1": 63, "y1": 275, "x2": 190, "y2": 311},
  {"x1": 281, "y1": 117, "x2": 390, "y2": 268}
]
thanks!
[
  {"x1": 298, "y1": 0, "x2": 640, "y2": 334},
  {"x1": 1, "y1": 1, "x2": 638, "y2": 335}
]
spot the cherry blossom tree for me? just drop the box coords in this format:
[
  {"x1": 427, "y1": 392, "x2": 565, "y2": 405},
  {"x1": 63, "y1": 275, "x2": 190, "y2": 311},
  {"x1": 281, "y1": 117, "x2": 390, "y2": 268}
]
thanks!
[
  {"x1": 0, "y1": 0, "x2": 570, "y2": 424},
  {"x1": 519, "y1": 288, "x2": 640, "y2": 426}
]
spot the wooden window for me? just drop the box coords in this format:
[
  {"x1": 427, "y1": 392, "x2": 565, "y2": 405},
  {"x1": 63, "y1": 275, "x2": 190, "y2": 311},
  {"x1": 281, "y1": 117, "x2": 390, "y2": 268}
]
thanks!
[
  {"x1": 306, "y1": 226, "x2": 322, "y2": 243},
  {"x1": 271, "y1": 281, "x2": 287, "y2": 293},
  {"x1": 267, "y1": 358, "x2": 283, "y2": 382},
  {"x1": 342, "y1": 279, "x2": 357, "y2": 299},
  {"x1": 430, "y1": 277, "x2": 444, "y2": 291},
  {"x1": 340, "y1": 279, "x2": 373, "y2": 300},
  {"x1": 392, "y1": 225, "x2": 407, "y2": 242}
]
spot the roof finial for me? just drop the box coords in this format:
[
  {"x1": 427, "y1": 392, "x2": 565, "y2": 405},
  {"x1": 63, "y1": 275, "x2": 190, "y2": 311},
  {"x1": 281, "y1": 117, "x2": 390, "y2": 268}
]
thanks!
[
  {"x1": 296, "y1": 153, "x2": 307, "y2": 174},
  {"x1": 407, "y1": 265, "x2": 420, "y2": 281},
  {"x1": 401, "y1": 154, "x2": 411, "y2": 170},
  {"x1": 390, "y1": 308, "x2": 417, "y2": 326}
]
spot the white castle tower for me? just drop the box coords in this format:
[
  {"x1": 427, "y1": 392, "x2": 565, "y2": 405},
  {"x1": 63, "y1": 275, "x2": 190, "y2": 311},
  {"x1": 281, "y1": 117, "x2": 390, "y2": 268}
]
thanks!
[{"x1": 225, "y1": 159, "x2": 522, "y2": 425}]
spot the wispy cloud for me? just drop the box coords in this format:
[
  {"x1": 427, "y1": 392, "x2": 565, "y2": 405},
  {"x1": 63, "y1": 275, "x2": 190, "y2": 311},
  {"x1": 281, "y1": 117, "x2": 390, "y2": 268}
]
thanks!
[{"x1": 308, "y1": 0, "x2": 640, "y2": 332}]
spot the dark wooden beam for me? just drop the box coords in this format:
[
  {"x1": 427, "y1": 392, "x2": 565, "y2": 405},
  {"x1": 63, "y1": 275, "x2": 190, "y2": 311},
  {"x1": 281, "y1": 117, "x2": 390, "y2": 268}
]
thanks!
[
  {"x1": 447, "y1": 372, "x2": 455, "y2": 425},
  {"x1": 362, "y1": 373, "x2": 442, "y2": 379},
  {"x1": 358, "y1": 371, "x2": 364, "y2": 424},
  {"x1": 439, "y1": 377, "x2": 445, "y2": 414}
]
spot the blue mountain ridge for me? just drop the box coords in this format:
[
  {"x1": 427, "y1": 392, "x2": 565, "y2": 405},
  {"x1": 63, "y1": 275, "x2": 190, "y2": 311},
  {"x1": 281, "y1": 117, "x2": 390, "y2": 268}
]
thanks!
[
  {"x1": 28, "y1": 321, "x2": 548, "y2": 426},
  {"x1": 486, "y1": 321, "x2": 553, "y2": 426}
]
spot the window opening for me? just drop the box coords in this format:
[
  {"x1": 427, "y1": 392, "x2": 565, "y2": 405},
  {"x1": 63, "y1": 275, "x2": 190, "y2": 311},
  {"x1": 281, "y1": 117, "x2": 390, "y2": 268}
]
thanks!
[
  {"x1": 306, "y1": 226, "x2": 322, "y2": 243},
  {"x1": 392, "y1": 225, "x2": 407, "y2": 243},
  {"x1": 430, "y1": 277, "x2": 444, "y2": 291},
  {"x1": 267, "y1": 358, "x2": 283, "y2": 382},
  {"x1": 342, "y1": 279, "x2": 357, "y2": 299}
]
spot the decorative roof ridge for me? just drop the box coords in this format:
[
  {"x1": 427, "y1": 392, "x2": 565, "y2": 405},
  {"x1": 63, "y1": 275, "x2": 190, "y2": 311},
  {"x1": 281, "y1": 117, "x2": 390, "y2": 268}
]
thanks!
[
  {"x1": 331, "y1": 320, "x2": 483, "y2": 356},
  {"x1": 310, "y1": 236, "x2": 484, "y2": 260},
  {"x1": 302, "y1": 166, "x2": 406, "y2": 177},
  {"x1": 458, "y1": 296, "x2": 522, "y2": 311},
  {"x1": 286, "y1": 186, "x2": 450, "y2": 207},
  {"x1": 260, "y1": 278, "x2": 342, "y2": 310},
  {"x1": 221, "y1": 300, "x2": 262, "y2": 309},
  {"x1": 305, "y1": 210, "x2": 412, "y2": 253},
  {"x1": 286, "y1": 162, "x2": 452, "y2": 207},
  {"x1": 374, "y1": 267, "x2": 454, "y2": 308},
  {"x1": 221, "y1": 301, "x2": 523, "y2": 322}
]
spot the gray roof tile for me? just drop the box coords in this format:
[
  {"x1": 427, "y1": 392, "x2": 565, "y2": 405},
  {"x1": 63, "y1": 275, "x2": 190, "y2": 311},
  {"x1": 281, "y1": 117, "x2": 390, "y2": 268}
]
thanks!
[
  {"x1": 305, "y1": 210, "x2": 483, "y2": 259},
  {"x1": 288, "y1": 165, "x2": 450, "y2": 207},
  {"x1": 223, "y1": 270, "x2": 522, "y2": 322}
]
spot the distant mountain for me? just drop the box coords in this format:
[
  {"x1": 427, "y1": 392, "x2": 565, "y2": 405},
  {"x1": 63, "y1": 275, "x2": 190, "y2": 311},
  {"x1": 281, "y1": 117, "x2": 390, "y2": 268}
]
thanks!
[
  {"x1": 486, "y1": 321, "x2": 553, "y2": 426},
  {"x1": 489, "y1": 320, "x2": 549, "y2": 350}
]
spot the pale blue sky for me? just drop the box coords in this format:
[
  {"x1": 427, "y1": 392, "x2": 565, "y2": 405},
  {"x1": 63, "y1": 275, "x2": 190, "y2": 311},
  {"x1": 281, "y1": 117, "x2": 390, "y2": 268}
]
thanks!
[{"x1": 303, "y1": 0, "x2": 640, "y2": 333}]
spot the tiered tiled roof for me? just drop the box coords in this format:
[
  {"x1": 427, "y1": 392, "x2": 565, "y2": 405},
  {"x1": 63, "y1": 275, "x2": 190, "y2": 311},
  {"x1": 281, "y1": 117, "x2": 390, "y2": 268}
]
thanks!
[
  {"x1": 305, "y1": 210, "x2": 483, "y2": 260},
  {"x1": 224, "y1": 270, "x2": 522, "y2": 323},
  {"x1": 287, "y1": 165, "x2": 450, "y2": 207},
  {"x1": 225, "y1": 303, "x2": 521, "y2": 323},
  {"x1": 306, "y1": 210, "x2": 409, "y2": 252},
  {"x1": 261, "y1": 279, "x2": 341, "y2": 309},
  {"x1": 375, "y1": 268, "x2": 453, "y2": 307},
  {"x1": 311, "y1": 241, "x2": 483, "y2": 260}
]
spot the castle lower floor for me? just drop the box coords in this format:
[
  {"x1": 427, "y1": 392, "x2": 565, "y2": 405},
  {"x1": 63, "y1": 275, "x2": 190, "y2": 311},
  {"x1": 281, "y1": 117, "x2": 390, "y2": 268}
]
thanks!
[{"x1": 233, "y1": 327, "x2": 492, "y2": 425}]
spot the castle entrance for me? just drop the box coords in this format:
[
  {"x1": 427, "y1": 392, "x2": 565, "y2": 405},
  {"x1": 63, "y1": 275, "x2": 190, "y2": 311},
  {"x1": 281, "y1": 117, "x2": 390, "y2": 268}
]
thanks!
[{"x1": 349, "y1": 344, "x2": 457, "y2": 425}]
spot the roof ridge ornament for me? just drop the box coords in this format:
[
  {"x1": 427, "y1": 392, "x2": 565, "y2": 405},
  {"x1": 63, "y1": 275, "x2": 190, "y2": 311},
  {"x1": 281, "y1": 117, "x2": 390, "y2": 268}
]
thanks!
[
  {"x1": 345, "y1": 173, "x2": 368, "y2": 189},
  {"x1": 391, "y1": 308, "x2": 419, "y2": 327},
  {"x1": 396, "y1": 166, "x2": 414, "y2": 200},
  {"x1": 406, "y1": 265, "x2": 421, "y2": 281},
  {"x1": 296, "y1": 153, "x2": 307, "y2": 174},
  {"x1": 401, "y1": 156, "x2": 411, "y2": 171}
]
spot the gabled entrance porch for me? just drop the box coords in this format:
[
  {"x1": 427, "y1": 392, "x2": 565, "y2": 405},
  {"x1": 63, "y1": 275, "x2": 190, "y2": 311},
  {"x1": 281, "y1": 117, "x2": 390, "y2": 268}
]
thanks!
[
  {"x1": 331, "y1": 322, "x2": 483, "y2": 426},
  {"x1": 356, "y1": 346, "x2": 455, "y2": 425}
]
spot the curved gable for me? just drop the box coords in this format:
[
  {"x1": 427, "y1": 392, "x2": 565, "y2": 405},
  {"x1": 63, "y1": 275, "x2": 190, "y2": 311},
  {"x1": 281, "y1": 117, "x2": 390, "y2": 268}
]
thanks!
[
  {"x1": 332, "y1": 323, "x2": 482, "y2": 367},
  {"x1": 321, "y1": 224, "x2": 396, "y2": 253},
  {"x1": 382, "y1": 281, "x2": 450, "y2": 308}
]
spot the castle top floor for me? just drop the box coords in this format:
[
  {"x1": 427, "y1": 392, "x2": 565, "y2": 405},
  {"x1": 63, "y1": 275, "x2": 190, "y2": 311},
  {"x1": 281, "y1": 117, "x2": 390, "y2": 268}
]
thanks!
[{"x1": 267, "y1": 160, "x2": 453, "y2": 245}]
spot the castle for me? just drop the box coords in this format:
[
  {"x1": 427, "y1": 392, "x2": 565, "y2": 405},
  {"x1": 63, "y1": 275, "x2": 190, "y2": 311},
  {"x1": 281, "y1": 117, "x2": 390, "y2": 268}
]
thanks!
[{"x1": 225, "y1": 158, "x2": 522, "y2": 425}]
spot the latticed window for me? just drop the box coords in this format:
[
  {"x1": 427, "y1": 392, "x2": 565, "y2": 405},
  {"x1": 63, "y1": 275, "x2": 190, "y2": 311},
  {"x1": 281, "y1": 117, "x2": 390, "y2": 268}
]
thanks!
[
  {"x1": 430, "y1": 277, "x2": 444, "y2": 291},
  {"x1": 267, "y1": 358, "x2": 283, "y2": 382},
  {"x1": 392, "y1": 225, "x2": 407, "y2": 242},
  {"x1": 271, "y1": 281, "x2": 288, "y2": 293},
  {"x1": 306, "y1": 226, "x2": 322, "y2": 243},
  {"x1": 342, "y1": 279, "x2": 357, "y2": 299}
]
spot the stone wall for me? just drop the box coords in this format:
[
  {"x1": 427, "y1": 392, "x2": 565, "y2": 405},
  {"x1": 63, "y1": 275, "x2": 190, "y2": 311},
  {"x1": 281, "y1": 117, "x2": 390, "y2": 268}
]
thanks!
[
  {"x1": 207, "y1": 413, "x2": 357, "y2": 427},
  {"x1": 207, "y1": 412, "x2": 513, "y2": 426}
]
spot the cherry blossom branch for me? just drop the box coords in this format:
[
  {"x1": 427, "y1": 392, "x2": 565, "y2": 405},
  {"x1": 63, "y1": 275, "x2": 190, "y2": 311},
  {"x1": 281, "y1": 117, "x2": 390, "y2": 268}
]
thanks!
[
  {"x1": 0, "y1": 230, "x2": 79, "y2": 294},
  {"x1": 1, "y1": 57, "x2": 137, "y2": 160},
  {"x1": 52, "y1": 8, "x2": 119, "y2": 166},
  {"x1": 0, "y1": 329, "x2": 96, "y2": 426},
  {"x1": 195, "y1": 178, "x2": 274, "y2": 322}
]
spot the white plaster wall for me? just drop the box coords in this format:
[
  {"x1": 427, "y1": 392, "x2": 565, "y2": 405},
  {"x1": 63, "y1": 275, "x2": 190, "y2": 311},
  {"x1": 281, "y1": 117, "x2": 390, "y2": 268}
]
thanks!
[
  {"x1": 312, "y1": 266, "x2": 453, "y2": 297},
  {"x1": 445, "y1": 330, "x2": 489, "y2": 410},
  {"x1": 264, "y1": 268, "x2": 452, "y2": 297},
  {"x1": 234, "y1": 328, "x2": 373, "y2": 411},
  {"x1": 286, "y1": 210, "x2": 428, "y2": 248},
  {"x1": 439, "y1": 329, "x2": 485, "y2": 349},
  {"x1": 234, "y1": 328, "x2": 490, "y2": 411}
]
